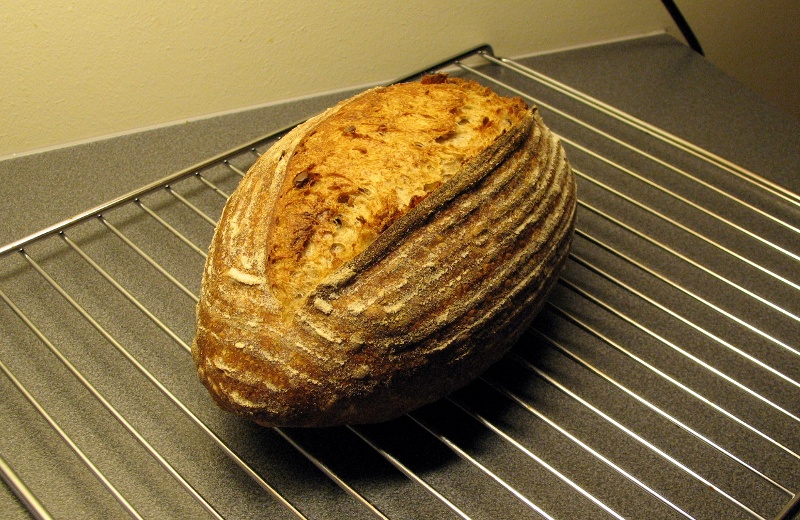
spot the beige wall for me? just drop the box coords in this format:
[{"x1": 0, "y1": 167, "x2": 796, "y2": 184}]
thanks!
[{"x1": 2, "y1": 1, "x2": 797, "y2": 159}]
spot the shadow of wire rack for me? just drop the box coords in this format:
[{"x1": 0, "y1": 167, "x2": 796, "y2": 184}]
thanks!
[{"x1": 1, "y1": 44, "x2": 798, "y2": 520}]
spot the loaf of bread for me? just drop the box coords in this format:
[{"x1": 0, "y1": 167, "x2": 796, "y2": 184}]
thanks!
[{"x1": 192, "y1": 74, "x2": 576, "y2": 427}]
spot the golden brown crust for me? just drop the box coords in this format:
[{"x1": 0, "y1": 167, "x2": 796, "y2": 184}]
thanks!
[
  {"x1": 192, "y1": 76, "x2": 576, "y2": 427},
  {"x1": 268, "y1": 76, "x2": 528, "y2": 306}
]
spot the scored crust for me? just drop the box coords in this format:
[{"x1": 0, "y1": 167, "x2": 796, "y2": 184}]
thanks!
[
  {"x1": 268, "y1": 75, "x2": 528, "y2": 307},
  {"x1": 192, "y1": 75, "x2": 576, "y2": 427}
]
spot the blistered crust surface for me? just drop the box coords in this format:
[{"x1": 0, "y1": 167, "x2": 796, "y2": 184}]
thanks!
[{"x1": 192, "y1": 77, "x2": 576, "y2": 427}]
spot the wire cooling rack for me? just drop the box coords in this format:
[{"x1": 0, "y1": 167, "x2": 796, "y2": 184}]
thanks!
[{"x1": 1, "y1": 44, "x2": 798, "y2": 520}]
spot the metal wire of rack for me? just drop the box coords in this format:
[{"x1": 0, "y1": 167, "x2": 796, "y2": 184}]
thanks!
[{"x1": 0, "y1": 44, "x2": 798, "y2": 519}]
